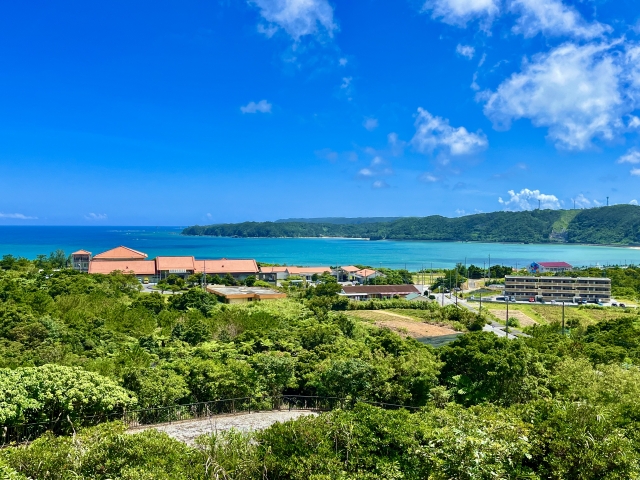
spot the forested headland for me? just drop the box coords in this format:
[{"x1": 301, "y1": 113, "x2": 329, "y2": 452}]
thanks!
[
  {"x1": 1, "y1": 256, "x2": 640, "y2": 478},
  {"x1": 183, "y1": 204, "x2": 640, "y2": 245}
]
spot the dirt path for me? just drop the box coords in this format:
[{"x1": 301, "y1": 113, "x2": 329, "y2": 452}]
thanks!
[
  {"x1": 128, "y1": 411, "x2": 317, "y2": 445},
  {"x1": 349, "y1": 310, "x2": 458, "y2": 337},
  {"x1": 489, "y1": 309, "x2": 537, "y2": 327}
]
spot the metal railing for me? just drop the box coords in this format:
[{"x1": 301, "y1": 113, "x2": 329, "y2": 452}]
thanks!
[{"x1": 1, "y1": 395, "x2": 422, "y2": 445}]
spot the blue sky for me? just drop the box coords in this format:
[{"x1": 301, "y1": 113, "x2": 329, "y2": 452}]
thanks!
[{"x1": 1, "y1": 0, "x2": 640, "y2": 225}]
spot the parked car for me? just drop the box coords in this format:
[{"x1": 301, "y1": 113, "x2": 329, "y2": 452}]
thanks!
[
  {"x1": 619, "y1": 303, "x2": 626, "y2": 308},
  {"x1": 611, "y1": 302, "x2": 618, "y2": 307},
  {"x1": 528, "y1": 297, "x2": 535, "y2": 303}
]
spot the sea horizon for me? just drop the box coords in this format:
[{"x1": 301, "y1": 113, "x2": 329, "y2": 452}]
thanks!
[{"x1": 2, "y1": 225, "x2": 640, "y2": 270}]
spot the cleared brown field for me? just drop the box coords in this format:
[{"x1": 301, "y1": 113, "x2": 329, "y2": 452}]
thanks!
[{"x1": 348, "y1": 310, "x2": 458, "y2": 338}]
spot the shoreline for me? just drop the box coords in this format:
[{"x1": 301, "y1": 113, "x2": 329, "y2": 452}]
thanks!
[{"x1": 180, "y1": 234, "x2": 640, "y2": 249}]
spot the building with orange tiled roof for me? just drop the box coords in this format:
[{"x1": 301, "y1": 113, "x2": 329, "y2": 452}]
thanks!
[
  {"x1": 88, "y1": 260, "x2": 157, "y2": 277},
  {"x1": 71, "y1": 250, "x2": 92, "y2": 272},
  {"x1": 195, "y1": 259, "x2": 259, "y2": 281},
  {"x1": 155, "y1": 256, "x2": 196, "y2": 278},
  {"x1": 92, "y1": 246, "x2": 148, "y2": 261},
  {"x1": 353, "y1": 268, "x2": 383, "y2": 283},
  {"x1": 73, "y1": 245, "x2": 260, "y2": 283}
]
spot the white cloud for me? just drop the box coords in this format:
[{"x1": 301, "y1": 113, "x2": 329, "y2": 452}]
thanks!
[
  {"x1": 509, "y1": 0, "x2": 611, "y2": 40},
  {"x1": 363, "y1": 117, "x2": 379, "y2": 131},
  {"x1": 372, "y1": 180, "x2": 389, "y2": 189},
  {"x1": 482, "y1": 41, "x2": 640, "y2": 150},
  {"x1": 498, "y1": 188, "x2": 561, "y2": 210},
  {"x1": 617, "y1": 148, "x2": 640, "y2": 164},
  {"x1": 0, "y1": 212, "x2": 37, "y2": 220},
  {"x1": 456, "y1": 44, "x2": 476, "y2": 59},
  {"x1": 357, "y1": 168, "x2": 374, "y2": 177},
  {"x1": 85, "y1": 213, "x2": 107, "y2": 221},
  {"x1": 632, "y1": 168, "x2": 640, "y2": 177},
  {"x1": 248, "y1": 0, "x2": 337, "y2": 41},
  {"x1": 421, "y1": 0, "x2": 499, "y2": 27},
  {"x1": 629, "y1": 116, "x2": 640, "y2": 129},
  {"x1": 339, "y1": 57, "x2": 348, "y2": 66},
  {"x1": 412, "y1": 108, "x2": 488, "y2": 156},
  {"x1": 630, "y1": 199, "x2": 639, "y2": 205},
  {"x1": 257, "y1": 23, "x2": 279, "y2": 38},
  {"x1": 572, "y1": 193, "x2": 592, "y2": 208},
  {"x1": 240, "y1": 100, "x2": 273, "y2": 114}
]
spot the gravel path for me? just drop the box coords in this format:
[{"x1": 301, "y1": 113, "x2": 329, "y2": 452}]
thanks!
[{"x1": 128, "y1": 410, "x2": 318, "y2": 445}]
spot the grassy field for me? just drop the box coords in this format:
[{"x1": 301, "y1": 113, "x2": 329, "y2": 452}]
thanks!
[{"x1": 474, "y1": 302, "x2": 637, "y2": 326}]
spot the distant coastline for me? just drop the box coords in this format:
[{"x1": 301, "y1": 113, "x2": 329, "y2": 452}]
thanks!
[
  {"x1": 181, "y1": 233, "x2": 640, "y2": 249},
  {"x1": 182, "y1": 205, "x2": 640, "y2": 247}
]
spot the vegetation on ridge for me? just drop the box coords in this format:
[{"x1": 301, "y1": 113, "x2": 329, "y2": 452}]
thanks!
[{"x1": 183, "y1": 204, "x2": 640, "y2": 245}]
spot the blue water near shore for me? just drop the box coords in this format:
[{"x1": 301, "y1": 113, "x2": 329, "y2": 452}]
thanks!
[{"x1": 1, "y1": 226, "x2": 640, "y2": 270}]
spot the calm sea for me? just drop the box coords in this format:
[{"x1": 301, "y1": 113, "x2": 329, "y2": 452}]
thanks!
[{"x1": 1, "y1": 226, "x2": 639, "y2": 270}]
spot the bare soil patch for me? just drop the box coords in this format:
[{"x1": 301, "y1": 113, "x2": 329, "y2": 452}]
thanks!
[
  {"x1": 349, "y1": 310, "x2": 457, "y2": 337},
  {"x1": 490, "y1": 309, "x2": 537, "y2": 327}
]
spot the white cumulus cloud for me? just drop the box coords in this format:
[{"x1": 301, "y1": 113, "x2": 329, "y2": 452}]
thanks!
[
  {"x1": 421, "y1": 0, "x2": 499, "y2": 27},
  {"x1": 248, "y1": 0, "x2": 337, "y2": 41},
  {"x1": 0, "y1": 212, "x2": 37, "y2": 220},
  {"x1": 509, "y1": 0, "x2": 611, "y2": 40},
  {"x1": 372, "y1": 180, "x2": 389, "y2": 189},
  {"x1": 412, "y1": 108, "x2": 488, "y2": 156},
  {"x1": 482, "y1": 41, "x2": 640, "y2": 150},
  {"x1": 630, "y1": 199, "x2": 639, "y2": 205},
  {"x1": 498, "y1": 188, "x2": 561, "y2": 210},
  {"x1": 618, "y1": 148, "x2": 640, "y2": 164},
  {"x1": 632, "y1": 168, "x2": 640, "y2": 177},
  {"x1": 456, "y1": 44, "x2": 476, "y2": 59},
  {"x1": 240, "y1": 100, "x2": 273, "y2": 114},
  {"x1": 85, "y1": 213, "x2": 107, "y2": 221}
]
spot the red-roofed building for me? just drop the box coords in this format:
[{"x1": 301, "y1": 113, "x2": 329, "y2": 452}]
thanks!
[
  {"x1": 529, "y1": 261, "x2": 574, "y2": 274},
  {"x1": 195, "y1": 259, "x2": 259, "y2": 281},
  {"x1": 156, "y1": 256, "x2": 196, "y2": 278},
  {"x1": 92, "y1": 246, "x2": 148, "y2": 261},
  {"x1": 71, "y1": 250, "x2": 92, "y2": 272},
  {"x1": 89, "y1": 260, "x2": 157, "y2": 278},
  {"x1": 353, "y1": 268, "x2": 383, "y2": 283}
]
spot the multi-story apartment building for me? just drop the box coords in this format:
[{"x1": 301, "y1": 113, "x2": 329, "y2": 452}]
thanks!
[{"x1": 505, "y1": 276, "x2": 611, "y2": 302}]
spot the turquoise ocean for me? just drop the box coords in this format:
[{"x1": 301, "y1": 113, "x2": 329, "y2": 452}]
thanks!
[{"x1": 1, "y1": 226, "x2": 640, "y2": 270}]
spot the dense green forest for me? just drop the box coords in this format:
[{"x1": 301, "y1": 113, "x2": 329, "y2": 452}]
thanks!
[
  {"x1": 183, "y1": 205, "x2": 640, "y2": 245},
  {"x1": 2, "y1": 257, "x2": 640, "y2": 478}
]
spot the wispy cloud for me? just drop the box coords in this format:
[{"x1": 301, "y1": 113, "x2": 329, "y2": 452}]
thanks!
[
  {"x1": 85, "y1": 213, "x2": 107, "y2": 221},
  {"x1": 510, "y1": 0, "x2": 611, "y2": 40},
  {"x1": 618, "y1": 149, "x2": 640, "y2": 164},
  {"x1": 0, "y1": 212, "x2": 37, "y2": 220},
  {"x1": 421, "y1": 0, "x2": 499, "y2": 27},
  {"x1": 363, "y1": 117, "x2": 379, "y2": 131},
  {"x1": 249, "y1": 0, "x2": 337, "y2": 41},
  {"x1": 241, "y1": 100, "x2": 273, "y2": 114},
  {"x1": 372, "y1": 180, "x2": 389, "y2": 189}
]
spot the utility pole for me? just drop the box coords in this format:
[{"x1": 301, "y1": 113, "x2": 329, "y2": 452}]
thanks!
[
  {"x1": 506, "y1": 297, "x2": 509, "y2": 338},
  {"x1": 607, "y1": 196, "x2": 609, "y2": 207},
  {"x1": 562, "y1": 301, "x2": 565, "y2": 336},
  {"x1": 538, "y1": 199, "x2": 541, "y2": 210},
  {"x1": 479, "y1": 291, "x2": 482, "y2": 315}
]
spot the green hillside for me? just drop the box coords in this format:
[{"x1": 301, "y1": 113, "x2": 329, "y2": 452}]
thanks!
[{"x1": 183, "y1": 205, "x2": 640, "y2": 245}]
